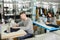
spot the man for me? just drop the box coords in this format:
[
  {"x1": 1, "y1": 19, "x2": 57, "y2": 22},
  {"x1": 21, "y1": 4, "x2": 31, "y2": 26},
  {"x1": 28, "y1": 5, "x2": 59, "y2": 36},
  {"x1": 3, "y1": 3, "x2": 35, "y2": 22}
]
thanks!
[{"x1": 13, "y1": 11, "x2": 34, "y2": 40}]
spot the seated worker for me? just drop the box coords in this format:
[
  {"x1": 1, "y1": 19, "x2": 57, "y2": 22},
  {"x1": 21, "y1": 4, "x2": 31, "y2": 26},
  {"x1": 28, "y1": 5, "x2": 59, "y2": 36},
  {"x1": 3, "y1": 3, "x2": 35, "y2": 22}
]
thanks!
[
  {"x1": 13, "y1": 11, "x2": 34, "y2": 40},
  {"x1": 46, "y1": 11, "x2": 59, "y2": 28}
]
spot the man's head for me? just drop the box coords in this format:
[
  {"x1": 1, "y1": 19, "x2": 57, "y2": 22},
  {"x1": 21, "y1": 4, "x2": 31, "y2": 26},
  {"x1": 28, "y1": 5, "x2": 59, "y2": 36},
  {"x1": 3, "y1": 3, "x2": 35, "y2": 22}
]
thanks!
[{"x1": 20, "y1": 11, "x2": 27, "y2": 20}]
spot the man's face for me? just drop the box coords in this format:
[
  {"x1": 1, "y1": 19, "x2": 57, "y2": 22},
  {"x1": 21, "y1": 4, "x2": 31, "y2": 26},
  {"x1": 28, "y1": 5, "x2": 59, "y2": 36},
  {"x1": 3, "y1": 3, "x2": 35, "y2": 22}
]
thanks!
[{"x1": 20, "y1": 13, "x2": 26, "y2": 20}]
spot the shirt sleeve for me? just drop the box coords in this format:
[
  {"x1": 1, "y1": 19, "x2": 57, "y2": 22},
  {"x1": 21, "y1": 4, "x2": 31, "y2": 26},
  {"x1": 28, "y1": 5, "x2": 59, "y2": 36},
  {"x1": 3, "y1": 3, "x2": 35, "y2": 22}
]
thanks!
[
  {"x1": 18, "y1": 21, "x2": 24, "y2": 26},
  {"x1": 52, "y1": 17, "x2": 57, "y2": 25}
]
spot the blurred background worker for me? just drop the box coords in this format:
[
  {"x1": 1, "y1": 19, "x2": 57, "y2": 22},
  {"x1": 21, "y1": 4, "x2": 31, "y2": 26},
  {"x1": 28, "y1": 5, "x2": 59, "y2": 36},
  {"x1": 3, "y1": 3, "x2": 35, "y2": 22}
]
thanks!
[
  {"x1": 46, "y1": 11, "x2": 59, "y2": 28},
  {"x1": 13, "y1": 11, "x2": 34, "y2": 40}
]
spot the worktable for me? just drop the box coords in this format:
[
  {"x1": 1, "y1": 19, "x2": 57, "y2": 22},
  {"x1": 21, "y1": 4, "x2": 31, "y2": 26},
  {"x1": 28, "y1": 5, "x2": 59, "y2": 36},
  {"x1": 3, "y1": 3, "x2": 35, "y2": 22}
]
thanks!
[
  {"x1": 1, "y1": 29, "x2": 26, "y2": 40},
  {"x1": 33, "y1": 21, "x2": 60, "y2": 32},
  {"x1": 1, "y1": 24, "x2": 26, "y2": 40}
]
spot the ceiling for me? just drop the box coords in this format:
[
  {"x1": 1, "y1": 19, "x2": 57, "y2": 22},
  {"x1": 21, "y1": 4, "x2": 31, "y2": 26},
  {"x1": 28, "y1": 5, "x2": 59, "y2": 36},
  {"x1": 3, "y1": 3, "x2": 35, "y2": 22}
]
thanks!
[
  {"x1": 37, "y1": 0, "x2": 60, "y2": 3},
  {"x1": 0, "y1": 0, "x2": 59, "y2": 3}
]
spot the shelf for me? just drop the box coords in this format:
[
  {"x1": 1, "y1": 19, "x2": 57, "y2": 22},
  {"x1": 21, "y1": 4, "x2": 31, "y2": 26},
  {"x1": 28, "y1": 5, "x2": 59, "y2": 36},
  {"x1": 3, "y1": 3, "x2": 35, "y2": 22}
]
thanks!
[
  {"x1": 4, "y1": 14, "x2": 14, "y2": 16},
  {"x1": 0, "y1": 0, "x2": 33, "y2": 20},
  {"x1": 23, "y1": 7, "x2": 32, "y2": 11},
  {"x1": 4, "y1": 12, "x2": 32, "y2": 16}
]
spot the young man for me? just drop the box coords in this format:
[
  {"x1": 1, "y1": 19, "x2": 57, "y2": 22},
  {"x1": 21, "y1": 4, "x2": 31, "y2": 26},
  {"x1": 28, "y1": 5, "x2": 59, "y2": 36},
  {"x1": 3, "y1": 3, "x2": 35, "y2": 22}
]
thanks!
[{"x1": 14, "y1": 11, "x2": 34, "y2": 40}]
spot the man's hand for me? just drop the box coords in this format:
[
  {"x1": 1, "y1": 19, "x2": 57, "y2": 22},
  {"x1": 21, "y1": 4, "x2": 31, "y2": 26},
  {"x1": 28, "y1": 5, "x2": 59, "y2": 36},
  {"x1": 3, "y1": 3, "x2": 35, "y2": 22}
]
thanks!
[{"x1": 13, "y1": 23, "x2": 19, "y2": 27}]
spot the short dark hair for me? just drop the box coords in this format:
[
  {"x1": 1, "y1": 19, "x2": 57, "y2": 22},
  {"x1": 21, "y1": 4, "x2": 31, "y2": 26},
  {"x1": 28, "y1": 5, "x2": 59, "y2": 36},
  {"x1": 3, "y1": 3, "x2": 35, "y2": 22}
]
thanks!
[{"x1": 20, "y1": 11, "x2": 26, "y2": 16}]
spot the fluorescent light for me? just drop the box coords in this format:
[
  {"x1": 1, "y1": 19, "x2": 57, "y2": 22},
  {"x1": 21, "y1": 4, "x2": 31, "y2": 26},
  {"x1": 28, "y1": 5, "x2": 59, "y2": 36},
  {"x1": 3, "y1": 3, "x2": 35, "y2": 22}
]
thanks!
[{"x1": 42, "y1": 2, "x2": 48, "y2": 4}]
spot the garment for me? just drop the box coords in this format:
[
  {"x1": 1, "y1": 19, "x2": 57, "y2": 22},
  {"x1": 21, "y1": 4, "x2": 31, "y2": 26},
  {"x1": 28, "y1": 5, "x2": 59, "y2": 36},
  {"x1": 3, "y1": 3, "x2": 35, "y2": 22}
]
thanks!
[
  {"x1": 4, "y1": 28, "x2": 20, "y2": 33},
  {"x1": 18, "y1": 17, "x2": 34, "y2": 34},
  {"x1": 46, "y1": 24, "x2": 59, "y2": 28}
]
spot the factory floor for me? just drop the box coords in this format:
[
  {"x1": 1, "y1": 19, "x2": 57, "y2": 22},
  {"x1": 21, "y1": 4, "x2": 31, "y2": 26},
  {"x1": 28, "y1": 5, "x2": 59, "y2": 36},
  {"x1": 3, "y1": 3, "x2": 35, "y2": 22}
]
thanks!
[{"x1": 25, "y1": 30, "x2": 60, "y2": 40}]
